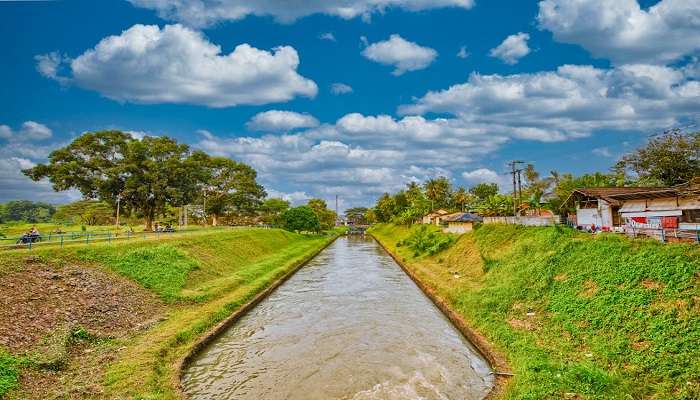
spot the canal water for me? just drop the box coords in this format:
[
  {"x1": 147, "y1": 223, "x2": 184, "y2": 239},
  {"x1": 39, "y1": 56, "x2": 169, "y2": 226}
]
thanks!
[{"x1": 182, "y1": 236, "x2": 493, "y2": 400}]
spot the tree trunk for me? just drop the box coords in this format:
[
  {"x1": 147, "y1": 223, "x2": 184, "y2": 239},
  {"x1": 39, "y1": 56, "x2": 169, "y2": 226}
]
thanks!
[
  {"x1": 212, "y1": 214, "x2": 219, "y2": 226},
  {"x1": 144, "y1": 211, "x2": 154, "y2": 231}
]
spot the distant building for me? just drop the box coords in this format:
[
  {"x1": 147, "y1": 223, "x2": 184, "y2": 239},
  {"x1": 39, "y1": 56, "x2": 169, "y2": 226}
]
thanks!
[
  {"x1": 421, "y1": 209, "x2": 450, "y2": 225},
  {"x1": 565, "y1": 181, "x2": 700, "y2": 240},
  {"x1": 442, "y1": 212, "x2": 483, "y2": 234}
]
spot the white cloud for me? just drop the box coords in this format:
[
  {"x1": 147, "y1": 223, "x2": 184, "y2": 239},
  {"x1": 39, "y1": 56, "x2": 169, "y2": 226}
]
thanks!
[
  {"x1": 128, "y1": 0, "x2": 475, "y2": 27},
  {"x1": 0, "y1": 121, "x2": 53, "y2": 141},
  {"x1": 330, "y1": 82, "x2": 353, "y2": 95},
  {"x1": 37, "y1": 24, "x2": 317, "y2": 108},
  {"x1": 537, "y1": 0, "x2": 700, "y2": 65},
  {"x1": 193, "y1": 111, "x2": 509, "y2": 206},
  {"x1": 592, "y1": 147, "x2": 613, "y2": 157},
  {"x1": 319, "y1": 32, "x2": 336, "y2": 41},
  {"x1": 35, "y1": 52, "x2": 70, "y2": 85},
  {"x1": 400, "y1": 63, "x2": 700, "y2": 142},
  {"x1": 462, "y1": 168, "x2": 501, "y2": 184},
  {"x1": 266, "y1": 189, "x2": 311, "y2": 205},
  {"x1": 0, "y1": 122, "x2": 78, "y2": 203},
  {"x1": 490, "y1": 32, "x2": 530, "y2": 65},
  {"x1": 246, "y1": 110, "x2": 320, "y2": 132},
  {"x1": 457, "y1": 46, "x2": 469, "y2": 59},
  {"x1": 0, "y1": 125, "x2": 12, "y2": 139},
  {"x1": 362, "y1": 34, "x2": 437, "y2": 75}
]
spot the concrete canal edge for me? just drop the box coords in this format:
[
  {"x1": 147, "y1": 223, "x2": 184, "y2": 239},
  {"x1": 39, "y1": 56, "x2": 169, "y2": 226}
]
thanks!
[
  {"x1": 370, "y1": 233, "x2": 512, "y2": 399},
  {"x1": 174, "y1": 234, "x2": 340, "y2": 399}
]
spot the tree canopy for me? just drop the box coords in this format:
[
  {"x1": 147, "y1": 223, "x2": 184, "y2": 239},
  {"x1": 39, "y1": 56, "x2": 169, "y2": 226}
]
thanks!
[
  {"x1": 282, "y1": 206, "x2": 321, "y2": 232},
  {"x1": 307, "y1": 198, "x2": 337, "y2": 230},
  {"x1": 202, "y1": 157, "x2": 266, "y2": 225},
  {"x1": 615, "y1": 129, "x2": 699, "y2": 186},
  {"x1": 0, "y1": 201, "x2": 55, "y2": 223},
  {"x1": 23, "y1": 131, "x2": 264, "y2": 230},
  {"x1": 53, "y1": 200, "x2": 114, "y2": 226}
]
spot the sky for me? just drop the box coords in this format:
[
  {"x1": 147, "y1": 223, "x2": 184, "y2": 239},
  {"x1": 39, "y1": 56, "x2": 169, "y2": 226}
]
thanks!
[{"x1": 1, "y1": 0, "x2": 699, "y2": 209}]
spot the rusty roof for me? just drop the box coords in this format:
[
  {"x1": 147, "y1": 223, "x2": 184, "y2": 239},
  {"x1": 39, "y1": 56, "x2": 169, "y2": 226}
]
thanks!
[{"x1": 563, "y1": 187, "x2": 671, "y2": 207}]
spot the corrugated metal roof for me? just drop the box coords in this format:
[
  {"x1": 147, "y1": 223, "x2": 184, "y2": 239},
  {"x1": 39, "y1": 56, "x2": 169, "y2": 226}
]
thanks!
[{"x1": 443, "y1": 212, "x2": 483, "y2": 222}]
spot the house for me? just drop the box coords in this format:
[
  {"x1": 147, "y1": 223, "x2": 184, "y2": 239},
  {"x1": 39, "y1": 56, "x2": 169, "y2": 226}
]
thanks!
[
  {"x1": 564, "y1": 187, "x2": 664, "y2": 231},
  {"x1": 421, "y1": 209, "x2": 450, "y2": 225},
  {"x1": 442, "y1": 212, "x2": 483, "y2": 234},
  {"x1": 565, "y1": 182, "x2": 700, "y2": 238}
]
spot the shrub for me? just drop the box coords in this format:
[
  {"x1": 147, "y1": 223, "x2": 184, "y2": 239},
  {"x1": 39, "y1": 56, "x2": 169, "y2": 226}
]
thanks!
[{"x1": 399, "y1": 225, "x2": 456, "y2": 257}]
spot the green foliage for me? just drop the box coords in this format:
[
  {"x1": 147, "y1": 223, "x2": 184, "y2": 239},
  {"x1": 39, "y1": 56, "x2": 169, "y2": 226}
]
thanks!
[
  {"x1": 0, "y1": 200, "x2": 55, "y2": 223},
  {"x1": 76, "y1": 245, "x2": 199, "y2": 302},
  {"x1": 260, "y1": 198, "x2": 290, "y2": 226},
  {"x1": 469, "y1": 182, "x2": 498, "y2": 201},
  {"x1": 344, "y1": 207, "x2": 369, "y2": 225},
  {"x1": 424, "y1": 176, "x2": 453, "y2": 209},
  {"x1": 283, "y1": 206, "x2": 321, "y2": 232},
  {"x1": 0, "y1": 349, "x2": 21, "y2": 398},
  {"x1": 398, "y1": 225, "x2": 456, "y2": 257},
  {"x1": 615, "y1": 129, "x2": 700, "y2": 186},
  {"x1": 476, "y1": 193, "x2": 514, "y2": 216},
  {"x1": 23, "y1": 131, "x2": 211, "y2": 230},
  {"x1": 202, "y1": 156, "x2": 266, "y2": 224},
  {"x1": 307, "y1": 199, "x2": 337, "y2": 230},
  {"x1": 53, "y1": 200, "x2": 114, "y2": 225}
]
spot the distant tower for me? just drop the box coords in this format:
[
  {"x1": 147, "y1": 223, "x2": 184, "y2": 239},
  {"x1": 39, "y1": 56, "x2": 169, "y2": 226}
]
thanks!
[{"x1": 335, "y1": 195, "x2": 339, "y2": 216}]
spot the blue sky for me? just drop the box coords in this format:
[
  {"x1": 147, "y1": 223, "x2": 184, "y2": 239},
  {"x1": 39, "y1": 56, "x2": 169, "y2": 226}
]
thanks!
[{"x1": 1, "y1": 0, "x2": 699, "y2": 208}]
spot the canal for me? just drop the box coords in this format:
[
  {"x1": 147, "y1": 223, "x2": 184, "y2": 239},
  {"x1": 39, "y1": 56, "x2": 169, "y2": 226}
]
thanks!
[{"x1": 182, "y1": 235, "x2": 494, "y2": 400}]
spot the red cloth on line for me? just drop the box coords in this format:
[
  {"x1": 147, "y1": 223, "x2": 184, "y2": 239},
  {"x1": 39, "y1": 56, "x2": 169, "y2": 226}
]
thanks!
[{"x1": 631, "y1": 217, "x2": 647, "y2": 223}]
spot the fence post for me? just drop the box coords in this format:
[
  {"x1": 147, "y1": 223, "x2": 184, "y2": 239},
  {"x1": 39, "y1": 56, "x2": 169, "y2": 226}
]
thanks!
[
  {"x1": 108, "y1": 232, "x2": 111, "y2": 244},
  {"x1": 60, "y1": 234, "x2": 64, "y2": 248},
  {"x1": 86, "y1": 233, "x2": 90, "y2": 245},
  {"x1": 28, "y1": 239, "x2": 32, "y2": 251}
]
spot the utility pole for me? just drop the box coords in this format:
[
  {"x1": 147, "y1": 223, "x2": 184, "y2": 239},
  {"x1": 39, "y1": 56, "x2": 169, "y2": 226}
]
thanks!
[
  {"x1": 508, "y1": 161, "x2": 525, "y2": 216},
  {"x1": 335, "y1": 195, "x2": 339, "y2": 226}
]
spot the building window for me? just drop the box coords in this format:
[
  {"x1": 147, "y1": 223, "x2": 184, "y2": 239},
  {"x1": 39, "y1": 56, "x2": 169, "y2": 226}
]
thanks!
[{"x1": 681, "y1": 209, "x2": 700, "y2": 223}]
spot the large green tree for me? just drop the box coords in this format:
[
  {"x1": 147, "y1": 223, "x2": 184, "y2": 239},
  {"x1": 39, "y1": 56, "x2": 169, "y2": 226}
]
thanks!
[
  {"x1": 260, "y1": 198, "x2": 290, "y2": 227},
  {"x1": 469, "y1": 183, "x2": 498, "y2": 201},
  {"x1": 424, "y1": 176, "x2": 452, "y2": 209},
  {"x1": 282, "y1": 206, "x2": 321, "y2": 232},
  {"x1": 53, "y1": 200, "x2": 114, "y2": 226},
  {"x1": 615, "y1": 129, "x2": 699, "y2": 186},
  {"x1": 24, "y1": 131, "x2": 209, "y2": 230},
  {"x1": 202, "y1": 157, "x2": 266, "y2": 226},
  {"x1": 373, "y1": 193, "x2": 396, "y2": 222},
  {"x1": 344, "y1": 207, "x2": 369, "y2": 225},
  {"x1": 307, "y1": 198, "x2": 337, "y2": 230}
]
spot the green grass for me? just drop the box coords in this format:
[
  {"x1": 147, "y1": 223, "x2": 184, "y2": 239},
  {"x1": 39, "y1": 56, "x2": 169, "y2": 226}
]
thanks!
[
  {"x1": 370, "y1": 223, "x2": 700, "y2": 400},
  {"x1": 75, "y1": 245, "x2": 199, "y2": 302},
  {"x1": 1, "y1": 228, "x2": 337, "y2": 399},
  {"x1": 0, "y1": 349, "x2": 21, "y2": 398}
]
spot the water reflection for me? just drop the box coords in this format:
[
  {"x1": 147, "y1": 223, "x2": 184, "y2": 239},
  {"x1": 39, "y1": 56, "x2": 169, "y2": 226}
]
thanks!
[{"x1": 182, "y1": 236, "x2": 493, "y2": 400}]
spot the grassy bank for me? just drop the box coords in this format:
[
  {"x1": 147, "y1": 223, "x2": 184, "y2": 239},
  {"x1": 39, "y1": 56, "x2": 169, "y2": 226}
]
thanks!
[
  {"x1": 0, "y1": 228, "x2": 336, "y2": 399},
  {"x1": 370, "y1": 223, "x2": 700, "y2": 400}
]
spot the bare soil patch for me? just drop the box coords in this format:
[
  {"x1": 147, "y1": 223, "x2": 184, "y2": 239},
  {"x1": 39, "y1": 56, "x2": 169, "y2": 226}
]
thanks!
[
  {"x1": 0, "y1": 255, "x2": 165, "y2": 399},
  {"x1": 0, "y1": 256, "x2": 163, "y2": 353}
]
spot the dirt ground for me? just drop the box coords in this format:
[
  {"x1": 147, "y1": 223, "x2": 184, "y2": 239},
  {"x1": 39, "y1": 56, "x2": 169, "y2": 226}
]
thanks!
[{"x1": 0, "y1": 255, "x2": 165, "y2": 399}]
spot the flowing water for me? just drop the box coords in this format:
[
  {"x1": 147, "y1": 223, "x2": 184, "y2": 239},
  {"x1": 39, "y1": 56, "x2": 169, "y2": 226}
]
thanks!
[{"x1": 182, "y1": 236, "x2": 494, "y2": 400}]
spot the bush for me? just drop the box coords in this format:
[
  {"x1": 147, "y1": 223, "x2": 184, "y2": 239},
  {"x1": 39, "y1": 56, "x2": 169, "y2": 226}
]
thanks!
[{"x1": 399, "y1": 225, "x2": 456, "y2": 257}]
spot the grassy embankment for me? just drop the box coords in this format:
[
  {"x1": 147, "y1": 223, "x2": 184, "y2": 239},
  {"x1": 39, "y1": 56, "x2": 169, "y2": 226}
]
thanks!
[
  {"x1": 370, "y1": 223, "x2": 700, "y2": 400},
  {"x1": 0, "y1": 228, "x2": 337, "y2": 399}
]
